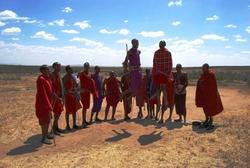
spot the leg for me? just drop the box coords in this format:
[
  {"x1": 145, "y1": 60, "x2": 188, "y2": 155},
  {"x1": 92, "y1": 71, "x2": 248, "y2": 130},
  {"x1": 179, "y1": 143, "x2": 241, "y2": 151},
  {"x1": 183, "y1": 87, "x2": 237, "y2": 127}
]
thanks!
[
  {"x1": 81, "y1": 109, "x2": 88, "y2": 128},
  {"x1": 41, "y1": 124, "x2": 52, "y2": 144},
  {"x1": 152, "y1": 105, "x2": 155, "y2": 118},
  {"x1": 156, "y1": 89, "x2": 161, "y2": 115},
  {"x1": 65, "y1": 112, "x2": 70, "y2": 130},
  {"x1": 206, "y1": 116, "x2": 215, "y2": 130},
  {"x1": 158, "y1": 108, "x2": 165, "y2": 124},
  {"x1": 111, "y1": 105, "x2": 117, "y2": 120},
  {"x1": 162, "y1": 86, "x2": 169, "y2": 111},
  {"x1": 95, "y1": 112, "x2": 101, "y2": 121},
  {"x1": 52, "y1": 113, "x2": 61, "y2": 135},
  {"x1": 104, "y1": 105, "x2": 110, "y2": 121},
  {"x1": 167, "y1": 106, "x2": 173, "y2": 121},
  {"x1": 183, "y1": 114, "x2": 187, "y2": 124},
  {"x1": 72, "y1": 112, "x2": 80, "y2": 129},
  {"x1": 82, "y1": 109, "x2": 87, "y2": 124},
  {"x1": 137, "y1": 107, "x2": 142, "y2": 119},
  {"x1": 90, "y1": 111, "x2": 95, "y2": 124}
]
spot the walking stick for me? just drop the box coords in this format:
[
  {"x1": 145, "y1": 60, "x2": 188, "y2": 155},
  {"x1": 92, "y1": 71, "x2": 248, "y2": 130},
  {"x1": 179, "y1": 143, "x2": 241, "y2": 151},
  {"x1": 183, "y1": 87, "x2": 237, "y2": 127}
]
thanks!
[{"x1": 50, "y1": 94, "x2": 59, "y2": 147}]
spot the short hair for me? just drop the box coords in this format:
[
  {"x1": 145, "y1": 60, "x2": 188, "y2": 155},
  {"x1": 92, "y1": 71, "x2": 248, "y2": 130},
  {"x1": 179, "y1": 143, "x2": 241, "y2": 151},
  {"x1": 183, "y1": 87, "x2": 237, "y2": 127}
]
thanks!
[
  {"x1": 176, "y1": 64, "x2": 182, "y2": 69},
  {"x1": 65, "y1": 65, "x2": 71, "y2": 72},
  {"x1": 95, "y1": 65, "x2": 100, "y2": 70},
  {"x1": 159, "y1": 40, "x2": 166, "y2": 47},
  {"x1": 52, "y1": 62, "x2": 60, "y2": 68},
  {"x1": 84, "y1": 62, "x2": 90, "y2": 68},
  {"x1": 202, "y1": 63, "x2": 209, "y2": 69},
  {"x1": 40, "y1": 64, "x2": 49, "y2": 73},
  {"x1": 131, "y1": 39, "x2": 138, "y2": 44}
]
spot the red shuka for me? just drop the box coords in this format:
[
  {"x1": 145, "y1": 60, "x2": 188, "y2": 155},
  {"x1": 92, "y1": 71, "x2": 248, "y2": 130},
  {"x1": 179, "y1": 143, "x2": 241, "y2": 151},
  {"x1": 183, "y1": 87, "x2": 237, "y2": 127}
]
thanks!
[
  {"x1": 195, "y1": 71, "x2": 223, "y2": 116},
  {"x1": 51, "y1": 72, "x2": 64, "y2": 115},
  {"x1": 136, "y1": 75, "x2": 147, "y2": 107},
  {"x1": 64, "y1": 74, "x2": 82, "y2": 114},
  {"x1": 104, "y1": 77, "x2": 120, "y2": 107},
  {"x1": 79, "y1": 71, "x2": 98, "y2": 110},
  {"x1": 35, "y1": 74, "x2": 53, "y2": 125},
  {"x1": 166, "y1": 79, "x2": 174, "y2": 106},
  {"x1": 121, "y1": 73, "x2": 132, "y2": 114}
]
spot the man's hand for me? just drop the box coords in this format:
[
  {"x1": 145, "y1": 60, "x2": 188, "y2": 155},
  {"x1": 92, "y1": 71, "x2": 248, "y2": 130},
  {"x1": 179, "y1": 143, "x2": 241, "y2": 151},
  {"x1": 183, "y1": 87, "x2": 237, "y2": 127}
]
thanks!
[{"x1": 49, "y1": 111, "x2": 53, "y2": 119}]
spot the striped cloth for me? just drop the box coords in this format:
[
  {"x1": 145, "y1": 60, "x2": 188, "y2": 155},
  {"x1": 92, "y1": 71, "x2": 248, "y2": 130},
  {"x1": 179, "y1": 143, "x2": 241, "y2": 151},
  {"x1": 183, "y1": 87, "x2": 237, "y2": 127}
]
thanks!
[{"x1": 153, "y1": 48, "x2": 172, "y2": 79}]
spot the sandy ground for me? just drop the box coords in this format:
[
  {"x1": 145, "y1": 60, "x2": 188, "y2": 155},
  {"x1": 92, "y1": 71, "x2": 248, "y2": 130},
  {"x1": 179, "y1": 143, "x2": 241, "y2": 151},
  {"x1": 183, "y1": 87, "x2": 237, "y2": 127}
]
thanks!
[{"x1": 0, "y1": 74, "x2": 250, "y2": 168}]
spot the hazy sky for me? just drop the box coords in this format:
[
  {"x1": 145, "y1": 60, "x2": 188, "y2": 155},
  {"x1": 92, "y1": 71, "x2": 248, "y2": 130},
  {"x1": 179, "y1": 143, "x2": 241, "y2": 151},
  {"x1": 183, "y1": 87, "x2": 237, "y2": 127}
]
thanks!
[{"x1": 0, "y1": 0, "x2": 250, "y2": 66}]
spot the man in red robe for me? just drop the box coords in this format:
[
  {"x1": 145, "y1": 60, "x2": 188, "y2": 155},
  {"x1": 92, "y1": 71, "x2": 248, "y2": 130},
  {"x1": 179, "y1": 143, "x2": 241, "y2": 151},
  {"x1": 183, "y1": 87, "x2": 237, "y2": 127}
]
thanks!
[
  {"x1": 63, "y1": 65, "x2": 82, "y2": 131},
  {"x1": 78, "y1": 62, "x2": 98, "y2": 128},
  {"x1": 35, "y1": 65, "x2": 54, "y2": 145},
  {"x1": 50, "y1": 62, "x2": 64, "y2": 135},
  {"x1": 104, "y1": 71, "x2": 121, "y2": 121},
  {"x1": 121, "y1": 68, "x2": 132, "y2": 120},
  {"x1": 152, "y1": 40, "x2": 174, "y2": 123},
  {"x1": 195, "y1": 63, "x2": 223, "y2": 130}
]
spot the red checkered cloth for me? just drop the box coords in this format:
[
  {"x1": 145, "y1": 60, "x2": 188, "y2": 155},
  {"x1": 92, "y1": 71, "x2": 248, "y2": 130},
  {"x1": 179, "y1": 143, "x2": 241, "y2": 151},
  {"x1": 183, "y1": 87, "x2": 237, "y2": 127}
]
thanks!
[{"x1": 153, "y1": 48, "x2": 172, "y2": 79}]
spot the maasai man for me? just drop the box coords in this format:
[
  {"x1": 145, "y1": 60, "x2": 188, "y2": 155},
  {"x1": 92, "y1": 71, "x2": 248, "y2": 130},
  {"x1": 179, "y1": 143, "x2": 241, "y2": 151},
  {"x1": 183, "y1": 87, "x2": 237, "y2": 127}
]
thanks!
[
  {"x1": 35, "y1": 65, "x2": 54, "y2": 144},
  {"x1": 90, "y1": 66, "x2": 104, "y2": 124},
  {"x1": 195, "y1": 63, "x2": 223, "y2": 130},
  {"x1": 78, "y1": 62, "x2": 98, "y2": 128},
  {"x1": 152, "y1": 40, "x2": 174, "y2": 123},
  {"x1": 121, "y1": 68, "x2": 132, "y2": 120},
  {"x1": 104, "y1": 71, "x2": 121, "y2": 121},
  {"x1": 122, "y1": 39, "x2": 142, "y2": 105},
  {"x1": 51, "y1": 62, "x2": 64, "y2": 135},
  {"x1": 173, "y1": 64, "x2": 188, "y2": 124},
  {"x1": 63, "y1": 65, "x2": 82, "y2": 131}
]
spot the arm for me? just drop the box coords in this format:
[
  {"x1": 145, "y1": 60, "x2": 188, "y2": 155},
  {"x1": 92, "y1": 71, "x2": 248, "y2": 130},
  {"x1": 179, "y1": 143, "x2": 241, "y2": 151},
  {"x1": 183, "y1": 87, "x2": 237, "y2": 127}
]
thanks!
[
  {"x1": 180, "y1": 73, "x2": 188, "y2": 93},
  {"x1": 37, "y1": 78, "x2": 52, "y2": 111},
  {"x1": 122, "y1": 50, "x2": 131, "y2": 69},
  {"x1": 167, "y1": 52, "x2": 173, "y2": 77}
]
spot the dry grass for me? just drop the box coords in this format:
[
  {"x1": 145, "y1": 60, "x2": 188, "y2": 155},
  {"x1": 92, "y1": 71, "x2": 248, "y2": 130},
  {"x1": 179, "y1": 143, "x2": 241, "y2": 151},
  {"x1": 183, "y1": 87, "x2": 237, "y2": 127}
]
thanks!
[{"x1": 0, "y1": 73, "x2": 250, "y2": 168}]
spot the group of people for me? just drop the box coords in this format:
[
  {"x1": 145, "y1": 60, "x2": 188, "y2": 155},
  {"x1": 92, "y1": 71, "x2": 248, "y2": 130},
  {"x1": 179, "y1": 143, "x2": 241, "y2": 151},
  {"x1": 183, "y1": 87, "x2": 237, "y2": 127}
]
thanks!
[{"x1": 35, "y1": 39, "x2": 224, "y2": 145}]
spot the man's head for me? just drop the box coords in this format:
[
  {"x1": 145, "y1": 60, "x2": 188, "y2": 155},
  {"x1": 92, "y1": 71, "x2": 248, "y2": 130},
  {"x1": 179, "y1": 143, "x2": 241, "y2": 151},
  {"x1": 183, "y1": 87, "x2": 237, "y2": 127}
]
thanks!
[
  {"x1": 40, "y1": 65, "x2": 50, "y2": 77},
  {"x1": 65, "y1": 65, "x2": 73, "y2": 74},
  {"x1": 52, "y1": 62, "x2": 61, "y2": 72},
  {"x1": 159, "y1": 40, "x2": 166, "y2": 49},
  {"x1": 131, "y1": 39, "x2": 139, "y2": 49},
  {"x1": 145, "y1": 68, "x2": 151, "y2": 76},
  {"x1": 95, "y1": 65, "x2": 100, "y2": 74},
  {"x1": 176, "y1": 64, "x2": 182, "y2": 73},
  {"x1": 202, "y1": 63, "x2": 209, "y2": 73},
  {"x1": 83, "y1": 62, "x2": 90, "y2": 72},
  {"x1": 109, "y1": 71, "x2": 115, "y2": 78}
]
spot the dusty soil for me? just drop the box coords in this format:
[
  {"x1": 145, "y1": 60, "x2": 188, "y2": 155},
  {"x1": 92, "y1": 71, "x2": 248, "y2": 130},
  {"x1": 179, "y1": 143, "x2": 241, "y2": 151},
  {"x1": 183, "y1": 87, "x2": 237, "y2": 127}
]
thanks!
[{"x1": 0, "y1": 74, "x2": 249, "y2": 168}]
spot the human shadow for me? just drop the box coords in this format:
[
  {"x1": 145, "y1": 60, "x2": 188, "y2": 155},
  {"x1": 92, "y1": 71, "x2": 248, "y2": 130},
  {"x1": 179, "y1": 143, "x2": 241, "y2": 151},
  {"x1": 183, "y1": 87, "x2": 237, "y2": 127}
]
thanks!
[
  {"x1": 165, "y1": 121, "x2": 184, "y2": 130},
  {"x1": 105, "y1": 129, "x2": 132, "y2": 142},
  {"x1": 107, "y1": 119, "x2": 125, "y2": 125},
  {"x1": 7, "y1": 134, "x2": 43, "y2": 156},
  {"x1": 137, "y1": 131, "x2": 163, "y2": 146},
  {"x1": 192, "y1": 122, "x2": 219, "y2": 134},
  {"x1": 127, "y1": 118, "x2": 158, "y2": 127}
]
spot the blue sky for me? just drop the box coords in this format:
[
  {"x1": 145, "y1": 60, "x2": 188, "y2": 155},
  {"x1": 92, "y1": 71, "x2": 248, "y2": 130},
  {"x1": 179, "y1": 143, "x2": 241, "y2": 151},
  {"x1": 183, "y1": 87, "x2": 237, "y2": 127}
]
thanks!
[{"x1": 0, "y1": 0, "x2": 250, "y2": 66}]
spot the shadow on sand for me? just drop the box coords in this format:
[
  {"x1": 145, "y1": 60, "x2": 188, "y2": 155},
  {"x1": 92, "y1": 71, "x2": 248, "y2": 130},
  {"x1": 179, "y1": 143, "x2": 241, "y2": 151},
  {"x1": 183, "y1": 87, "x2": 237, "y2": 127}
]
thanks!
[
  {"x1": 108, "y1": 117, "x2": 186, "y2": 131},
  {"x1": 138, "y1": 131, "x2": 163, "y2": 145},
  {"x1": 192, "y1": 124, "x2": 219, "y2": 134},
  {"x1": 7, "y1": 134, "x2": 42, "y2": 156},
  {"x1": 105, "y1": 129, "x2": 132, "y2": 142}
]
